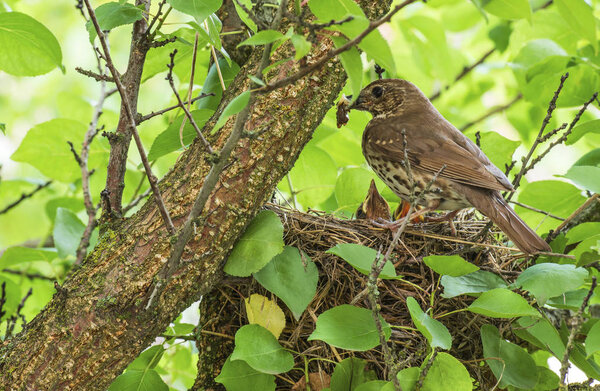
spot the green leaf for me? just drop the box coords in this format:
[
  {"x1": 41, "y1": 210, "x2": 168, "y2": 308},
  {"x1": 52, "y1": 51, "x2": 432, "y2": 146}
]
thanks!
[
  {"x1": 441, "y1": 270, "x2": 507, "y2": 299},
  {"x1": 547, "y1": 289, "x2": 589, "y2": 310},
  {"x1": 396, "y1": 367, "x2": 420, "y2": 391},
  {"x1": 253, "y1": 246, "x2": 318, "y2": 320},
  {"x1": 147, "y1": 109, "x2": 214, "y2": 161},
  {"x1": 53, "y1": 208, "x2": 85, "y2": 259},
  {"x1": 330, "y1": 358, "x2": 377, "y2": 391},
  {"x1": 108, "y1": 369, "x2": 168, "y2": 391},
  {"x1": 566, "y1": 223, "x2": 600, "y2": 245},
  {"x1": 566, "y1": 119, "x2": 600, "y2": 145},
  {"x1": 0, "y1": 123, "x2": 5, "y2": 135},
  {"x1": 468, "y1": 288, "x2": 539, "y2": 318},
  {"x1": 482, "y1": 0, "x2": 531, "y2": 20},
  {"x1": 481, "y1": 324, "x2": 538, "y2": 389},
  {"x1": 129, "y1": 346, "x2": 165, "y2": 370},
  {"x1": 423, "y1": 255, "x2": 479, "y2": 277},
  {"x1": 0, "y1": 247, "x2": 57, "y2": 268},
  {"x1": 0, "y1": 12, "x2": 63, "y2": 76},
  {"x1": 211, "y1": 90, "x2": 251, "y2": 134},
  {"x1": 563, "y1": 166, "x2": 600, "y2": 194},
  {"x1": 326, "y1": 243, "x2": 397, "y2": 279},
  {"x1": 585, "y1": 321, "x2": 600, "y2": 358},
  {"x1": 331, "y1": 36, "x2": 362, "y2": 102},
  {"x1": 406, "y1": 297, "x2": 452, "y2": 350},
  {"x1": 215, "y1": 357, "x2": 276, "y2": 391},
  {"x1": 197, "y1": 58, "x2": 240, "y2": 111},
  {"x1": 488, "y1": 23, "x2": 512, "y2": 52},
  {"x1": 11, "y1": 119, "x2": 108, "y2": 183},
  {"x1": 230, "y1": 324, "x2": 294, "y2": 374},
  {"x1": 573, "y1": 148, "x2": 600, "y2": 167},
  {"x1": 168, "y1": 0, "x2": 222, "y2": 24},
  {"x1": 290, "y1": 34, "x2": 311, "y2": 60},
  {"x1": 232, "y1": 0, "x2": 257, "y2": 33},
  {"x1": 224, "y1": 210, "x2": 284, "y2": 277},
  {"x1": 285, "y1": 145, "x2": 337, "y2": 207},
  {"x1": 238, "y1": 30, "x2": 284, "y2": 47},
  {"x1": 420, "y1": 352, "x2": 472, "y2": 391},
  {"x1": 478, "y1": 132, "x2": 520, "y2": 171},
  {"x1": 555, "y1": 0, "x2": 597, "y2": 52},
  {"x1": 515, "y1": 263, "x2": 588, "y2": 305},
  {"x1": 85, "y1": 2, "x2": 144, "y2": 42},
  {"x1": 334, "y1": 167, "x2": 382, "y2": 214},
  {"x1": 355, "y1": 381, "x2": 388, "y2": 391},
  {"x1": 308, "y1": 304, "x2": 391, "y2": 351}
]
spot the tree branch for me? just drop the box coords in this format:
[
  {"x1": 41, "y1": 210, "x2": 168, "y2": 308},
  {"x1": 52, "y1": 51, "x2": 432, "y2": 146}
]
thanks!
[{"x1": 0, "y1": 181, "x2": 51, "y2": 215}]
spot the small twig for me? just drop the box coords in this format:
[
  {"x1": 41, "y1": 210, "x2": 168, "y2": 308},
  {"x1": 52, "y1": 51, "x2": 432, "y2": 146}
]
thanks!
[
  {"x1": 0, "y1": 181, "x2": 51, "y2": 215},
  {"x1": 5, "y1": 288, "x2": 33, "y2": 338},
  {"x1": 136, "y1": 93, "x2": 214, "y2": 124},
  {"x1": 374, "y1": 64, "x2": 385, "y2": 80},
  {"x1": 258, "y1": 0, "x2": 419, "y2": 94},
  {"x1": 75, "y1": 67, "x2": 115, "y2": 82},
  {"x1": 83, "y1": 0, "x2": 175, "y2": 234},
  {"x1": 416, "y1": 349, "x2": 438, "y2": 390},
  {"x1": 522, "y1": 92, "x2": 598, "y2": 180},
  {"x1": 559, "y1": 277, "x2": 597, "y2": 389},
  {"x1": 429, "y1": 48, "x2": 495, "y2": 102},
  {"x1": 475, "y1": 131, "x2": 481, "y2": 148},
  {"x1": 147, "y1": 0, "x2": 167, "y2": 34},
  {"x1": 150, "y1": 36, "x2": 177, "y2": 48},
  {"x1": 0, "y1": 282, "x2": 6, "y2": 321},
  {"x1": 310, "y1": 15, "x2": 355, "y2": 30},
  {"x1": 508, "y1": 200, "x2": 564, "y2": 221},
  {"x1": 166, "y1": 49, "x2": 214, "y2": 154},
  {"x1": 1, "y1": 269, "x2": 55, "y2": 281},
  {"x1": 122, "y1": 188, "x2": 152, "y2": 214},
  {"x1": 460, "y1": 93, "x2": 522, "y2": 132},
  {"x1": 508, "y1": 74, "x2": 568, "y2": 197}
]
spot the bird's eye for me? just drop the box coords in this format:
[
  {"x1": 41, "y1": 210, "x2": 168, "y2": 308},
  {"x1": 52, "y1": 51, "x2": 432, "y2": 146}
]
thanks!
[{"x1": 372, "y1": 86, "x2": 383, "y2": 98}]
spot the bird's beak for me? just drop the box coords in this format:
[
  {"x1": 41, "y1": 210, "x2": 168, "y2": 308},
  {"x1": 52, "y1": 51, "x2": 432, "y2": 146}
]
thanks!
[{"x1": 350, "y1": 95, "x2": 363, "y2": 110}]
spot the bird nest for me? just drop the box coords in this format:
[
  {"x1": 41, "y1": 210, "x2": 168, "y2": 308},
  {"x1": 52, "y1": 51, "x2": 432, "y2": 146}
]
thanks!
[{"x1": 212, "y1": 202, "x2": 530, "y2": 389}]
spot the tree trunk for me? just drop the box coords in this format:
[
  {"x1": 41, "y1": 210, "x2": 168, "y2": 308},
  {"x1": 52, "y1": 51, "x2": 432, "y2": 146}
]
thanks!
[{"x1": 0, "y1": 2, "x2": 390, "y2": 389}]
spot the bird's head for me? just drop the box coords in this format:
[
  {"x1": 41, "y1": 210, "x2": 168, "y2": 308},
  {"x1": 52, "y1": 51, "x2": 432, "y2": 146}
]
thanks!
[{"x1": 350, "y1": 79, "x2": 428, "y2": 118}]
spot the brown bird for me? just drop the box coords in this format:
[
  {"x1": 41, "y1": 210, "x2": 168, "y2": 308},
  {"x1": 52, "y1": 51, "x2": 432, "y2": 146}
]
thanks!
[
  {"x1": 356, "y1": 179, "x2": 392, "y2": 221},
  {"x1": 350, "y1": 79, "x2": 551, "y2": 254}
]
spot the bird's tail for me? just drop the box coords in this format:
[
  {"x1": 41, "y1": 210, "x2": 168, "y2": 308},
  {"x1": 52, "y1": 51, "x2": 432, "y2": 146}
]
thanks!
[{"x1": 465, "y1": 189, "x2": 551, "y2": 254}]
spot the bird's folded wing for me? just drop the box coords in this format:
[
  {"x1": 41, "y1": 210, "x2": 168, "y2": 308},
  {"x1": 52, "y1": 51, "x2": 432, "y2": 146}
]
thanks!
[{"x1": 367, "y1": 122, "x2": 513, "y2": 192}]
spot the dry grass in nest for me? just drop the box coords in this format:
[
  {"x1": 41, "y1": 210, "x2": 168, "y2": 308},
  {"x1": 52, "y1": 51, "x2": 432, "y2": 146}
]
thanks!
[{"x1": 218, "y1": 202, "x2": 532, "y2": 389}]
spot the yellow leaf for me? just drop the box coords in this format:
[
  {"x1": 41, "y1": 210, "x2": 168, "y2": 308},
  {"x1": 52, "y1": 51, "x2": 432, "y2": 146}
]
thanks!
[{"x1": 244, "y1": 293, "x2": 286, "y2": 339}]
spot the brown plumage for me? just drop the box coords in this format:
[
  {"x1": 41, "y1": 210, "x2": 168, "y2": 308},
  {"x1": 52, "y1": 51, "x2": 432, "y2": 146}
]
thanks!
[
  {"x1": 350, "y1": 79, "x2": 551, "y2": 254},
  {"x1": 356, "y1": 179, "x2": 391, "y2": 221}
]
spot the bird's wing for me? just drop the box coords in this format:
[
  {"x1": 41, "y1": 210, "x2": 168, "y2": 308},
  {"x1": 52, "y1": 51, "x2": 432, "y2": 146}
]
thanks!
[{"x1": 365, "y1": 120, "x2": 513, "y2": 192}]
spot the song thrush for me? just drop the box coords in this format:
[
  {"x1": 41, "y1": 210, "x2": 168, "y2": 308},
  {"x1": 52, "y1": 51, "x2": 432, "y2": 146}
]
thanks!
[{"x1": 350, "y1": 79, "x2": 551, "y2": 254}]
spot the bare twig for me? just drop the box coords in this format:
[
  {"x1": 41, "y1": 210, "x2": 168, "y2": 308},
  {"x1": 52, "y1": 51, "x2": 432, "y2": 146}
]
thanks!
[
  {"x1": 429, "y1": 48, "x2": 495, "y2": 102},
  {"x1": 459, "y1": 93, "x2": 522, "y2": 132},
  {"x1": 559, "y1": 276, "x2": 597, "y2": 389},
  {"x1": 82, "y1": 0, "x2": 175, "y2": 234},
  {"x1": 136, "y1": 93, "x2": 214, "y2": 124},
  {"x1": 146, "y1": 0, "x2": 290, "y2": 309},
  {"x1": 75, "y1": 67, "x2": 115, "y2": 82},
  {"x1": 0, "y1": 181, "x2": 51, "y2": 215},
  {"x1": 147, "y1": 0, "x2": 167, "y2": 34},
  {"x1": 258, "y1": 0, "x2": 418, "y2": 94},
  {"x1": 508, "y1": 74, "x2": 568, "y2": 197},
  {"x1": 5, "y1": 288, "x2": 33, "y2": 338},
  {"x1": 234, "y1": 0, "x2": 268, "y2": 30},
  {"x1": 523, "y1": 92, "x2": 598, "y2": 180},
  {"x1": 508, "y1": 200, "x2": 564, "y2": 221},
  {"x1": 1, "y1": 269, "x2": 55, "y2": 281},
  {"x1": 166, "y1": 49, "x2": 214, "y2": 154},
  {"x1": 416, "y1": 349, "x2": 438, "y2": 390},
  {"x1": 122, "y1": 188, "x2": 152, "y2": 215}
]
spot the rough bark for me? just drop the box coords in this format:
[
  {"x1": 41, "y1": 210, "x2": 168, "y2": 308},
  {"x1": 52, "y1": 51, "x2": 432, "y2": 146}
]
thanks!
[{"x1": 0, "y1": 28, "x2": 345, "y2": 391}]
